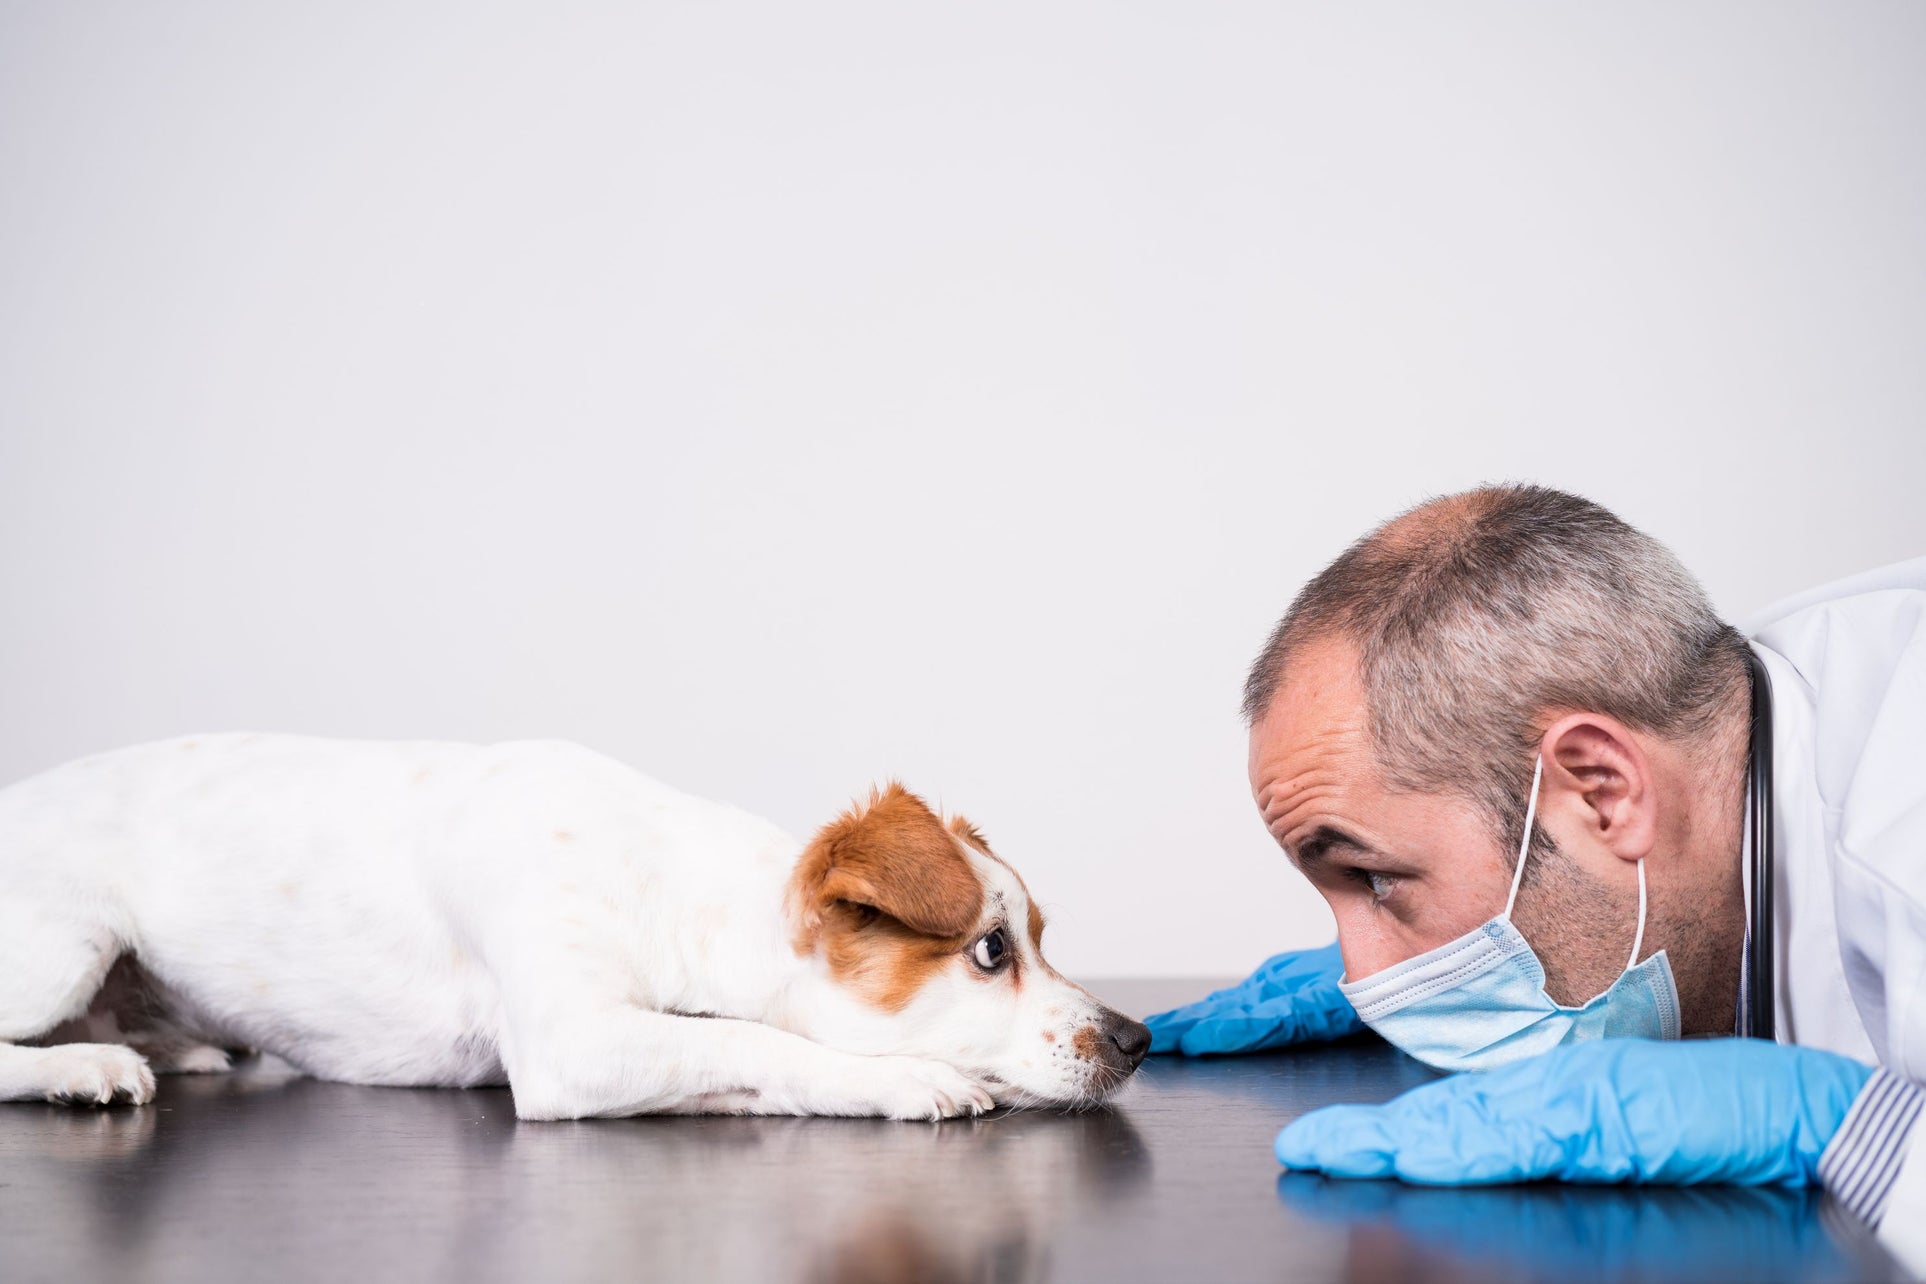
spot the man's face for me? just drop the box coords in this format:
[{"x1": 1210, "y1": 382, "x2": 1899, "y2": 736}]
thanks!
[
  {"x1": 1249, "y1": 634, "x2": 1745, "y2": 1031},
  {"x1": 1245, "y1": 636, "x2": 1518, "y2": 983},
  {"x1": 1247, "y1": 634, "x2": 1649, "y2": 1009}
]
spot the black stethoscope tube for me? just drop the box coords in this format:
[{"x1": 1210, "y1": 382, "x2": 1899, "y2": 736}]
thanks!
[{"x1": 1745, "y1": 648, "x2": 1776, "y2": 1042}]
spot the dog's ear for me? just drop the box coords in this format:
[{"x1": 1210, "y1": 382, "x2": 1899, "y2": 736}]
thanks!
[{"x1": 795, "y1": 783, "x2": 982, "y2": 937}]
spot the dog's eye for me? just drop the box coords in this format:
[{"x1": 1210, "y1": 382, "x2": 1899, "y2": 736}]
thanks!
[{"x1": 972, "y1": 928, "x2": 1008, "y2": 971}]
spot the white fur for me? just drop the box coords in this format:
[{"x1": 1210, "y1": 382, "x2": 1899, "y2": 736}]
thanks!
[{"x1": 0, "y1": 735, "x2": 1134, "y2": 1119}]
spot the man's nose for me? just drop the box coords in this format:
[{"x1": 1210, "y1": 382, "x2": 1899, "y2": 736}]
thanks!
[{"x1": 1102, "y1": 1013, "x2": 1151, "y2": 1069}]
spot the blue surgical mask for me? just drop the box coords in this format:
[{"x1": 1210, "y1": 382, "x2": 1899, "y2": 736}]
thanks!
[{"x1": 1338, "y1": 757, "x2": 1681, "y2": 1073}]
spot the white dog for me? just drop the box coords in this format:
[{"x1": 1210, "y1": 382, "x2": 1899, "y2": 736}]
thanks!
[{"x1": 0, "y1": 735, "x2": 1148, "y2": 1119}]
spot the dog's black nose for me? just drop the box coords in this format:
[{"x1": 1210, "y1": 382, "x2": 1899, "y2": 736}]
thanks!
[{"x1": 1106, "y1": 1016, "x2": 1152, "y2": 1069}]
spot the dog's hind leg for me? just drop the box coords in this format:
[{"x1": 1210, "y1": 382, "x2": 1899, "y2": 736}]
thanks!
[
  {"x1": 59, "y1": 956, "x2": 239, "y2": 1075},
  {"x1": 0, "y1": 900, "x2": 155, "y2": 1105},
  {"x1": 136, "y1": 1041, "x2": 234, "y2": 1075}
]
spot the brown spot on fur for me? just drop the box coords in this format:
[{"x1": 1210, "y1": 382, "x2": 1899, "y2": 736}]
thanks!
[
  {"x1": 553, "y1": 830, "x2": 574, "y2": 842},
  {"x1": 1043, "y1": 1030, "x2": 1056, "y2": 1043},
  {"x1": 1028, "y1": 901, "x2": 1046, "y2": 950},
  {"x1": 1072, "y1": 1025, "x2": 1102, "y2": 1061},
  {"x1": 789, "y1": 783, "x2": 985, "y2": 1011}
]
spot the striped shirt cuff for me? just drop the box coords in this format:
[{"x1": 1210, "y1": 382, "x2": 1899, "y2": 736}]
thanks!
[{"x1": 1818, "y1": 1069, "x2": 1926, "y2": 1228}]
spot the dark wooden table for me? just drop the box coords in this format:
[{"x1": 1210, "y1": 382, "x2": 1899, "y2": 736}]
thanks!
[{"x1": 0, "y1": 980, "x2": 1904, "y2": 1283}]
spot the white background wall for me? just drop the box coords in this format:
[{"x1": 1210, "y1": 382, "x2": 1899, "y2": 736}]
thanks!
[{"x1": 4, "y1": 3, "x2": 1922, "y2": 979}]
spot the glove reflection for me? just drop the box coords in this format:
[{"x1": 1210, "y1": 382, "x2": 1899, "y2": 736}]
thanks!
[{"x1": 1275, "y1": 1173, "x2": 1871, "y2": 1284}]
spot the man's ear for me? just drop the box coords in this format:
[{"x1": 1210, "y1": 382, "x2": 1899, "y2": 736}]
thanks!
[
  {"x1": 793, "y1": 783, "x2": 982, "y2": 937},
  {"x1": 1537, "y1": 714, "x2": 1657, "y2": 863}
]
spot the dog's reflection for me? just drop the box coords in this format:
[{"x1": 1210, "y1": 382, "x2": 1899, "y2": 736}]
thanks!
[
  {"x1": 525, "y1": 1104, "x2": 1152, "y2": 1284},
  {"x1": 1276, "y1": 1172, "x2": 1897, "y2": 1284},
  {"x1": 1, "y1": 1100, "x2": 160, "y2": 1162},
  {"x1": 789, "y1": 1107, "x2": 1151, "y2": 1284},
  {"x1": 6, "y1": 1062, "x2": 1147, "y2": 1284}
]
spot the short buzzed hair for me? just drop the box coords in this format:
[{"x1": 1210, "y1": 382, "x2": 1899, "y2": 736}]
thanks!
[{"x1": 1244, "y1": 485, "x2": 1752, "y2": 859}]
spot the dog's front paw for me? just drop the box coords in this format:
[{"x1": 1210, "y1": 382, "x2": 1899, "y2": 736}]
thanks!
[
  {"x1": 41, "y1": 1044, "x2": 156, "y2": 1106},
  {"x1": 854, "y1": 1056, "x2": 995, "y2": 1121}
]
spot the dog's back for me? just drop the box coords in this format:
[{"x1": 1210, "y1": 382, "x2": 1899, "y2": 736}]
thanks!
[{"x1": 0, "y1": 734, "x2": 796, "y2": 1089}]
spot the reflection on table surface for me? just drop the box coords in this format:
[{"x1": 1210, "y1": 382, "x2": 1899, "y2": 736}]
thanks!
[
  {"x1": 1277, "y1": 1172, "x2": 1892, "y2": 1284},
  {"x1": 0, "y1": 980, "x2": 1904, "y2": 1284}
]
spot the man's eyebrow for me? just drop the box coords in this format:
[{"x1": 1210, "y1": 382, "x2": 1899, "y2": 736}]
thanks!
[{"x1": 1290, "y1": 825, "x2": 1373, "y2": 868}]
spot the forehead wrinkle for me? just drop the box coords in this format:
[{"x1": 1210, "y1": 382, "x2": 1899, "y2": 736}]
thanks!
[
  {"x1": 1257, "y1": 710, "x2": 1364, "y2": 767},
  {"x1": 1257, "y1": 758, "x2": 1375, "y2": 854},
  {"x1": 1257, "y1": 744, "x2": 1353, "y2": 818},
  {"x1": 1268, "y1": 785, "x2": 1348, "y2": 855}
]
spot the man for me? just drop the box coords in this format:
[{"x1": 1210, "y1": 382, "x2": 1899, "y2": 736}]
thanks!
[{"x1": 1148, "y1": 485, "x2": 1925, "y2": 1268}]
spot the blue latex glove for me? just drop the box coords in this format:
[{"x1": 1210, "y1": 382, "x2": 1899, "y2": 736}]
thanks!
[
  {"x1": 1276, "y1": 1038, "x2": 1873, "y2": 1186},
  {"x1": 1145, "y1": 942, "x2": 1365, "y2": 1055}
]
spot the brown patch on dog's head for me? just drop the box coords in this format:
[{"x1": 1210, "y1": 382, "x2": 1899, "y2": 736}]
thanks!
[
  {"x1": 804, "y1": 784, "x2": 981, "y2": 936},
  {"x1": 790, "y1": 783, "x2": 987, "y2": 1011}
]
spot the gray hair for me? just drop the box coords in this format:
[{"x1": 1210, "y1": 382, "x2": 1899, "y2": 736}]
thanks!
[{"x1": 1243, "y1": 485, "x2": 1752, "y2": 860}]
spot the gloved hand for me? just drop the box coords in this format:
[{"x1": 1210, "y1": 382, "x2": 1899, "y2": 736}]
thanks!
[
  {"x1": 1145, "y1": 941, "x2": 1365, "y2": 1055},
  {"x1": 1275, "y1": 1038, "x2": 1873, "y2": 1186}
]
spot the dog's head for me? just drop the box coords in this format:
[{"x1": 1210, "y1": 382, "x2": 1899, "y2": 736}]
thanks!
[{"x1": 785, "y1": 784, "x2": 1148, "y2": 1110}]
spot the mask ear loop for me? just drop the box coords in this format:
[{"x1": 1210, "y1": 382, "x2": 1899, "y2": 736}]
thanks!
[
  {"x1": 1500, "y1": 756, "x2": 1650, "y2": 966},
  {"x1": 1501, "y1": 756, "x2": 1543, "y2": 921},
  {"x1": 1626, "y1": 859, "x2": 1648, "y2": 969}
]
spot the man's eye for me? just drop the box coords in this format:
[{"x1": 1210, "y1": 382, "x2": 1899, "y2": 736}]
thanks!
[
  {"x1": 972, "y1": 928, "x2": 1008, "y2": 970},
  {"x1": 1350, "y1": 869, "x2": 1395, "y2": 900}
]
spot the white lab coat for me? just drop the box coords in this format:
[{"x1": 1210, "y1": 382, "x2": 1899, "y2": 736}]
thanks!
[{"x1": 1749, "y1": 555, "x2": 1926, "y2": 1266}]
